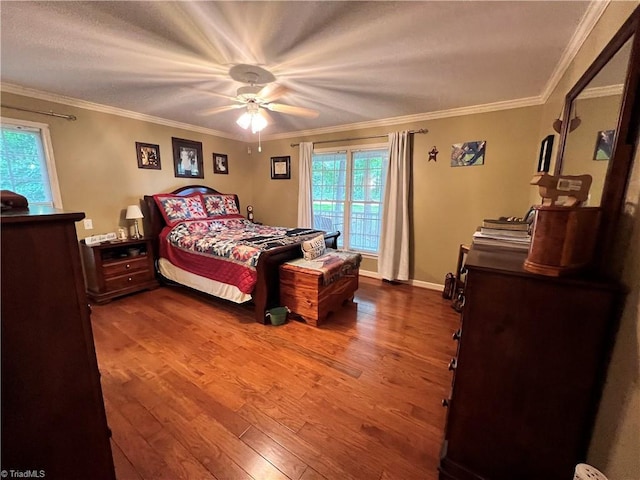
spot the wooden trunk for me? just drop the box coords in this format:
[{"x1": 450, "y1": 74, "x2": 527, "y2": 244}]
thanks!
[{"x1": 280, "y1": 263, "x2": 359, "y2": 326}]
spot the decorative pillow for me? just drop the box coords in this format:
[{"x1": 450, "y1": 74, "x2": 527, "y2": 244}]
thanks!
[
  {"x1": 301, "y1": 234, "x2": 326, "y2": 261},
  {"x1": 202, "y1": 194, "x2": 240, "y2": 217},
  {"x1": 222, "y1": 195, "x2": 240, "y2": 215},
  {"x1": 202, "y1": 194, "x2": 226, "y2": 216},
  {"x1": 153, "y1": 194, "x2": 207, "y2": 226}
]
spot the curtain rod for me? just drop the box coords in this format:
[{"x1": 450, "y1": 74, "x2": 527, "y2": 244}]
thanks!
[
  {"x1": 290, "y1": 128, "x2": 428, "y2": 147},
  {"x1": 1, "y1": 104, "x2": 77, "y2": 121}
]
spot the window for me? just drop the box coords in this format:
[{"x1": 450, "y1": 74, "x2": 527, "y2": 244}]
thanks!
[
  {"x1": 311, "y1": 145, "x2": 388, "y2": 254},
  {"x1": 0, "y1": 118, "x2": 62, "y2": 208}
]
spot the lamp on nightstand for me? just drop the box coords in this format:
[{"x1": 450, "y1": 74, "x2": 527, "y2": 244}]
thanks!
[{"x1": 125, "y1": 205, "x2": 144, "y2": 239}]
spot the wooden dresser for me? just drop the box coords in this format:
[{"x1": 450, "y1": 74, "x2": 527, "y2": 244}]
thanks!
[
  {"x1": 439, "y1": 247, "x2": 621, "y2": 480},
  {"x1": 1, "y1": 207, "x2": 115, "y2": 479}
]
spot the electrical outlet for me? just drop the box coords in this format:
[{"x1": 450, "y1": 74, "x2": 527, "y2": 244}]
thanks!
[{"x1": 84, "y1": 219, "x2": 93, "y2": 230}]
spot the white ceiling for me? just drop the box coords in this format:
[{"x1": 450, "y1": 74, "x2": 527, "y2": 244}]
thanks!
[{"x1": 1, "y1": 1, "x2": 599, "y2": 139}]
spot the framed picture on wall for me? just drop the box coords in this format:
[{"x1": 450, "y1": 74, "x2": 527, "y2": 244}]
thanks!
[
  {"x1": 271, "y1": 156, "x2": 291, "y2": 179},
  {"x1": 451, "y1": 141, "x2": 486, "y2": 167},
  {"x1": 537, "y1": 134, "x2": 554, "y2": 172},
  {"x1": 593, "y1": 129, "x2": 615, "y2": 160},
  {"x1": 213, "y1": 153, "x2": 228, "y2": 174},
  {"x1": 172, "y1": 137, "x2": 204, "y2": 179},
  {"x1": 135, "y1": 142, "x2": 161, "y2": 170}
]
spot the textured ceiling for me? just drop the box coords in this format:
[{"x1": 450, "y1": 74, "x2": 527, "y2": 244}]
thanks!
[{"x1": 1, "y1": 1, "x2": 595, "y2": 138}]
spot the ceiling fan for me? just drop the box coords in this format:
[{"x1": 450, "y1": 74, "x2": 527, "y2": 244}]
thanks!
[{"x1": 201, "y1": 64, "x2": 319, "y2": 133}]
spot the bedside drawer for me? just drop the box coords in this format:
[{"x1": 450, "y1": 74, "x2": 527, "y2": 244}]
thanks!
[
  {"x1": 105, "y1": 270, "x2": 153, "y2": 292},
  {"x1": 103, "y1": 256, "x2": 150, "y2": 278}
]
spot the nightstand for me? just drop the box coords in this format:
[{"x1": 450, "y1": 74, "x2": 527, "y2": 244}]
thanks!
[{"x1": 80, "y1": 237, "x2": 158, "y2": 304}]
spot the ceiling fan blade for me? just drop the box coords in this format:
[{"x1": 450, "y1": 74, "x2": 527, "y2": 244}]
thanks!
[
  {"x1": 199, "y1": 104, "x2": 244, "y2": 116},
  {"x1": 201, "y1": 91, "x2": 239, "y2": 102},
  {"x1": 257, "y1": 84, "x2": 290, "y2": 103},
  {"x1": 264, "y1": 103, "x2": 319, "y2": 118},
  {"x1": 260, "y1": 108, "x2": 275, "y2": 125},
  {"x1": 184, "y1": 87, "x2": 239, "y2": 102}
]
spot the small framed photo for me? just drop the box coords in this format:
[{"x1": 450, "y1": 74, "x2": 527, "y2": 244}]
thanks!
[
  {"x1": 451, "y1": 140, "x2": 486, "y2": 167},
  {"x1": 593, "y1": 129, "x2": 615, "y2": 160},
  {"x1": 172, "y1": 137, "x2": 204, "y2": 179},
  {"x1": 537, "y1": 134, "x2": 554, "y2": 173},
  {"x1": 136, "y1": 142, "x2": 161, "y2": 170},
  {"x1": 271, "y1": 156, "x2": 291, "y2": 180},
  {"x1": 213, "y1": 153, "x2": 229, "y2": 174}
]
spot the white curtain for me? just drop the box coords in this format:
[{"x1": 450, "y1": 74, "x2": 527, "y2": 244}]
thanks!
[
  {"x1": 297, "y1": 142, "x2": 314, "y2": 228},
  {"x1": 379, "y1": 131, "x2": 410, "y2": 281}
]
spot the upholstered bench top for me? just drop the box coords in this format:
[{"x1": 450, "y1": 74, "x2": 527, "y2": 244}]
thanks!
[{"x1": 283, "y1": 249, "x2": 362, "y2": 286}]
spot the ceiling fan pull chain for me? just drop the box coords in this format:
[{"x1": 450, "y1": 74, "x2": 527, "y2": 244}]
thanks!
[{"x1": 258, "y1": 129, "x2": 262, "y2": 153}]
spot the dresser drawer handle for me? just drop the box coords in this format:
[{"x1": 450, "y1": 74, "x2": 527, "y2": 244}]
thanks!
[
  {"x1": 125, "y1": 264, "x2": 131, "y2": 269},
  {"x1": 448, "y1": 358, "x2": 457, "y2": 371},
  {"x1": 442, "y1": 398, "x2": 450, "y2": 407},
  {"x1": 452, "y1": 329, "x2": 461, "y2": 341},
  {"x1": 128, "y1": 277, "x2": 133, "y2": 282}
]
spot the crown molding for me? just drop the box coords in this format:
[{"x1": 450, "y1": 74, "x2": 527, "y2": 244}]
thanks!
[
  {"x1": 263, "y1": 95, "x2": 542, "y2": 141},
  {"x1": 0, "y1": 83, "x2": 242, "y2": 140},
  {"x1": 0, "y1": 2, "x2": 614, "y2": 144},
  {"x1": 579, "y1": 83, "x2": 624, "y2": 99},
  {"x1": 540, "y1": 0, "x2": 610, "y2": 102}
]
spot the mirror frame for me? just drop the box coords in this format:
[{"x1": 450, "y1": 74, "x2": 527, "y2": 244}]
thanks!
[{"x1": 555, "y1": 5, "x2": 640, "y2": 272}]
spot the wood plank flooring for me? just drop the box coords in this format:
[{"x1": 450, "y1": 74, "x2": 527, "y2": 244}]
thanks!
[{"x1": 90, "y1": 276, "x2": 460, "y2": 480}]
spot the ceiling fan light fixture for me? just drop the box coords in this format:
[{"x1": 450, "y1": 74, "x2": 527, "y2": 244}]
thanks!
[
  {"x1": 251, "y1": 110, "x2": 268, "y2": 133},
  {"x1": 236, "y1": 111, "x2": 252, "y2": 130},
  {"x1": 236, "y1": 103, "x2": 268, "y2": 133}
]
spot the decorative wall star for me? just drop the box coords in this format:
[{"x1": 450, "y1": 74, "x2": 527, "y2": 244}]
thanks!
[{"x1": 428, "y1": 146, "x2": 439, "y2": 162}]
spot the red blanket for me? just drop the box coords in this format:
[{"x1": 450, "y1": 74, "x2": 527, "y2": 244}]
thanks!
[{"x1": 159, "y1": 217, "x2": 321, "y2": 294}]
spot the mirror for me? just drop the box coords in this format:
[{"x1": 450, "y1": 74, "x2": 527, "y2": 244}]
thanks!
[
  {"x1": 555, "y1": 6, "x2": 640, "y2": 268},
  {"x1": 560, "y1": 37, "x2": 633, "y2": 206}
]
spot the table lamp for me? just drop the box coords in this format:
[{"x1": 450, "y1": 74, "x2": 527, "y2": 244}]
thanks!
[{"x1": 125, "y1": 205, "x2": 144, "y2": 239}]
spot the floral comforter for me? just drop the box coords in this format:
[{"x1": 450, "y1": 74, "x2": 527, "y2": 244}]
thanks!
[{"x1": 159, "y1": 216, "x2": 321, "y2": 294}]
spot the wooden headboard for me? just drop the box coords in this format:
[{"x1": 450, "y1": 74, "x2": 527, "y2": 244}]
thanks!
[{"x1": 142, "y1": 185, "x2": 241, "y2": 258}]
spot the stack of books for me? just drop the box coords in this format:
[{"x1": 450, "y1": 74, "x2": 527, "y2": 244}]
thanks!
[{"x1": 472, "y1": 219, "x2": 531, "y2": 251}]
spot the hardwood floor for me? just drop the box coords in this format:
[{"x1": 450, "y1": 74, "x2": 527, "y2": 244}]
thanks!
[{"x1": 91, "y1": 276, "x2": 459, "y2": 480}]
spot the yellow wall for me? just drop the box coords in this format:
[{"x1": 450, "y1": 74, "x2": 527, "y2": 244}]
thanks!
[
  {"x1": 1, "y1": 92, "x2": 253, "y2": 237},
  {"x1": 258, "y1": 106, "x2": 542, "y2": 282},
  {"x1": 589, "y1": 141, "x2": 640, "y2": 479},
  {"x1": 2, "y1": 89, "x2": 542, "y2": 282},
  {"x1": 535, "y1": 1, "x2": 639, "y2": 477}
]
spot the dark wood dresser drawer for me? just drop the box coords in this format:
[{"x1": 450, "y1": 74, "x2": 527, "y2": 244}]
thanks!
[
  {"x1": 105, "y1": 270, "x2": 154, "y2": 291},
  {"x1": 103, "y1": 255, "x2": 150, "y2": 278}
]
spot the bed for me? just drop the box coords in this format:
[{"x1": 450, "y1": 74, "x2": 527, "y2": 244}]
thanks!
[{"x1": 142, "y1": 185, "x2": 339, "y2": 323}]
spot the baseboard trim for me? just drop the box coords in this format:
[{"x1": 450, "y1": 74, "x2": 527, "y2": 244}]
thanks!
[
  {"x1": 409, "y1": 279, "x2": 445, "y2": 291},
  {"x1": 359, "y1": 269, "x2": 444, "y2": 292}
]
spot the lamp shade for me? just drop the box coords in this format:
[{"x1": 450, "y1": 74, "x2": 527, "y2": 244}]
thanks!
[
  {"x1": 236, "y1": 111, "x2": 252, "y2": 130},
  {"x1": 236, "y1": 105, "x2": 268, "y2": 133},
  {"x1": 251, "y1": 111, "x2": 268, "y2": 133},
  {"x1": 125, "y1": 205, "x2": 144, "y2": 220}
]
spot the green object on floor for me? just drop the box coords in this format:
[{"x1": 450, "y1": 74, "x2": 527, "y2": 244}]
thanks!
[{"x1": 267, "y1": 307, "x2": 288, "y2": 326}]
